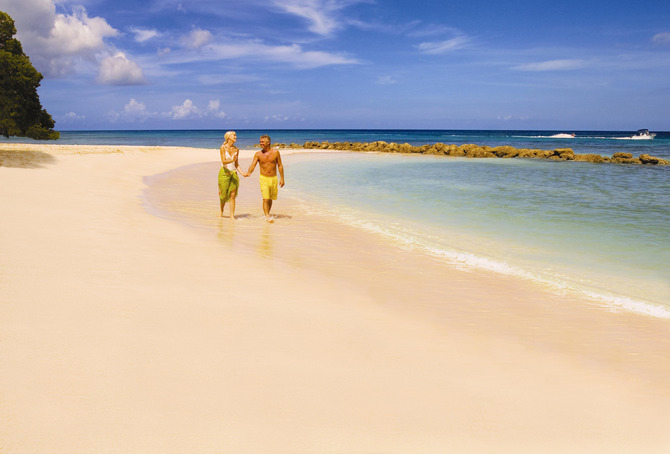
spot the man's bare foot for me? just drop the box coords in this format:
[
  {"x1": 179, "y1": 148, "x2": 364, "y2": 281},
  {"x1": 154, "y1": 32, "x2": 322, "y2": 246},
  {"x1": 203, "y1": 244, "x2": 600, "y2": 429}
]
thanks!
[{"x1": 265, "y1": 215, "x2": 274, "y2": 223}]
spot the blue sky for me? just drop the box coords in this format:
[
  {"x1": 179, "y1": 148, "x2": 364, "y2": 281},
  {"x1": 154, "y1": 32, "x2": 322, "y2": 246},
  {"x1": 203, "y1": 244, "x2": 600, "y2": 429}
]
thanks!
[{"x1": 2, "y1": 0, "x2": 669, "y2": 130}]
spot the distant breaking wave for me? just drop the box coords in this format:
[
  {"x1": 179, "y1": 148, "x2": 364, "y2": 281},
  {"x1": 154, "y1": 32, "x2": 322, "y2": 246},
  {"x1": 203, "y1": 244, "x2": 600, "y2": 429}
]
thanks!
[
  {"x1": 518, "y1": 134, "x2": 656, "y2": 140},
  {"x1": 520, "y1": 134, "x2": 580, "y2": 139}
]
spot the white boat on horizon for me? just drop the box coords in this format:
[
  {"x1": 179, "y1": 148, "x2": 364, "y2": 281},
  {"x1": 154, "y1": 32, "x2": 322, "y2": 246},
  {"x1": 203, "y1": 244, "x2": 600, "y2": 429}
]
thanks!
[{"x1": 629, "y1": 129, "x2": 656, "y2": 140}]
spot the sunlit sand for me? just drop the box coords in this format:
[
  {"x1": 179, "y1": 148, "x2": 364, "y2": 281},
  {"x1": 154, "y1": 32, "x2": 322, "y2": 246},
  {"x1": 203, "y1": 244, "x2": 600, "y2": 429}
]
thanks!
[{"x1": 1, "y1": 143, "x2": 669, "y2": 453}]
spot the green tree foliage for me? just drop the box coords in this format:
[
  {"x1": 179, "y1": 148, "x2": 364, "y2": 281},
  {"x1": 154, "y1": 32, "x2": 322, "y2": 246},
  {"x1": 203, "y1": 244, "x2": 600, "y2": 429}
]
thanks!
[{"x1": 0, "y1": 11, "x2": 59, "y2": 140}]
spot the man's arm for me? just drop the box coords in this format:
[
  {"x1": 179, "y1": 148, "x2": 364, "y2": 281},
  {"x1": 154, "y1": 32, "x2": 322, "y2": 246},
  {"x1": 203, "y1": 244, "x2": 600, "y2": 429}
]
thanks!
[
  {"x1": 234, "y1": 154, "x2": 248, "y2": 177},
  {"x1": 276, "y1": 151, "x2": 285, "y2": 187},
  {"x1": 246, "y1": 152, "x2": 260, "y2": 176}
]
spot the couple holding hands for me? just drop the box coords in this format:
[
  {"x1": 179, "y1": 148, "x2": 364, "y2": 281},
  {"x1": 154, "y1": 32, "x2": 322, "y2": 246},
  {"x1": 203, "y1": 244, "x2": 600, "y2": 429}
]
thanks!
[{"x1": 218, "y1": 131, "x2": 285, "y2": 223}]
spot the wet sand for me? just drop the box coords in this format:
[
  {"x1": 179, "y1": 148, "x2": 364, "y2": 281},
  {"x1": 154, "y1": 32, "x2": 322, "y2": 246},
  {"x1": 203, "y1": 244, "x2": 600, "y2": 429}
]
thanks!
[{"x1": 1, "y1": 143, "x2": 669, "y2": 453}]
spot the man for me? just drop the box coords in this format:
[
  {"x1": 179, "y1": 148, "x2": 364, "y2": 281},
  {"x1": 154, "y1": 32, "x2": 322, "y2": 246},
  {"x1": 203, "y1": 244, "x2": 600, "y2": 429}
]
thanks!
[{"x1": 245, "y1": 135, "x2": 285, "y2": 222}]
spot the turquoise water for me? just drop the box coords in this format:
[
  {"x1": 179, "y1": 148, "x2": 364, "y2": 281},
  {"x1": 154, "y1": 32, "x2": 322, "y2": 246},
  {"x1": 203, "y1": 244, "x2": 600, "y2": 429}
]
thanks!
[
  {"x1": 4, "y1": 128, "x2": 670, "y2": 159},
  {"x1": 4, "y1": 129, "x2": 668, "y2": 316},
  {"x1": 283, "y1": 152, "x2": 670, "y2": 318}
]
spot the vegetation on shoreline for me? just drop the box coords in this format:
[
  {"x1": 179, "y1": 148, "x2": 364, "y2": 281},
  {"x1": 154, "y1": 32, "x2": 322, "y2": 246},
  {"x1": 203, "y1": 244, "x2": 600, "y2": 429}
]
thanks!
[
  {"x1": 265, "y1": 141, "x2": 668, "y2": 165},
  {"x1": 0, "y1": 11, "x2": 59, "y2": 140}
]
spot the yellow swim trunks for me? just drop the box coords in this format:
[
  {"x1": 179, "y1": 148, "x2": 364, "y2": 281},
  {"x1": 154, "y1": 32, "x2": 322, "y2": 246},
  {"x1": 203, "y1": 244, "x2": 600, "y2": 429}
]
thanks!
[{"x1": 259, "y1": 174, "x2": 278, "y2": 200}]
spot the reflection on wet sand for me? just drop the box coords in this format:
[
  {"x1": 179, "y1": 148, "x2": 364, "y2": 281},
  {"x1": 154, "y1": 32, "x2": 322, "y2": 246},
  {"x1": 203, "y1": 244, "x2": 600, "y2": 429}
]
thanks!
[
  {"x1": 257, "y1": 223, "x2": 273, "y2": 258},
  {"x1": 216, "y1": 217, "x2": 237, "y2": 250}
]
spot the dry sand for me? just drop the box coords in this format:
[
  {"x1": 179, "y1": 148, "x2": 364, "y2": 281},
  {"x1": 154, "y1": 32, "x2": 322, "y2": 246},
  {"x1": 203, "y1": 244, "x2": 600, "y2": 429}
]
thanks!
[{"x1": 1, "y1": 143, "x2": 669, "y2": 453}]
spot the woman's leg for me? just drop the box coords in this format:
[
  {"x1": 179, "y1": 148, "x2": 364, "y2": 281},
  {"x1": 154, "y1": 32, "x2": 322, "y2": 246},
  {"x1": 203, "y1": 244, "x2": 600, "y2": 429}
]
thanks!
[
  {"x1": 219, "y1": 192, "x2": 226, "y2": 217},
  {"x1": 229, "y1": 190, "x2": 237, "y2": 219}
]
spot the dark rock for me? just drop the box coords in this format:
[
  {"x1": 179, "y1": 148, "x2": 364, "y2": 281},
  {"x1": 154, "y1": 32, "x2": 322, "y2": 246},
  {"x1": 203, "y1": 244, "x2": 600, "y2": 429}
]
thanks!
[
  {"x1": 555, "y1": 148, "x2": 575, "y2": 160},
  {"x1": 491, "y1": 146, "x2": 517, "y2": 158},
  {"x1": 639, "y1": 154, "x2": 668, "y2": 165}
]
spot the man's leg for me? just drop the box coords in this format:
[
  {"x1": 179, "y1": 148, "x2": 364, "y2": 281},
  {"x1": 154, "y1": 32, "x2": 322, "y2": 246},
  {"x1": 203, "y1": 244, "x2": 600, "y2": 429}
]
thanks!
[{"x1": 263, "y1": 199, "x2": 274, "y2": 222}]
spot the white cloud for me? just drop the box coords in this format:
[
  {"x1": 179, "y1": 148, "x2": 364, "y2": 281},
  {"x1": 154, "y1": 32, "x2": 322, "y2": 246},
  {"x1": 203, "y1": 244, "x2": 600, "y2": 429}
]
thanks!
[
  {"x1": 131, "y1": 27, "x2": 160, "y2": 43},
  {"x1": 206, "y1": 40, "x2": 358, "y2": 69},
  {"x1": 2, "y1": 0, "x2": 54, "y2": 36},
  {"x1": 376, "y1": 75, "x2": 397, "y2": 85},
  {"x1": 182, "y1": 28, "x2": 213, "y2": 49},
  {"x1": 49, "y1": 7, "x2": 117, "y2": 54},
  {"x1": 63, "y1": 111, "x2": 86, "y2": 120},
  {"x1": 159, "y1": 37, "x2": 358, "y2": 68},
  {"x1": 123, "y1": 98, "x2": 148, "y2": 117},
  {"x1": 408, "y1": 24, "x2": 459, "y2": 39},
  {"x1": 106, "y1": 98, "x2": 227, "y2": 123},
  {"x1": 97, "y1": 52, "x2": 146, "y2": 85},
  {"x1": 512, "y1": 59, "x2": 586, "y2": 71},
  {"x1": 417, "y1": 36, "x2": 469, "y2": 54},
  {"x1": 171, "y1": 99, "x2": 202, "y2": 120},
  {"x1": 265, "y1": 114, "x2": 290, "y2": 122},
  {"x1": 272, "y1": 0, "x2": 373, "y2": 35},
  {"x1": 4, "y1": 1, "x2": 118, "y2": 76},
  {"x1": 652, "y1": 32, "x2": 670, "y2": 47},
  {"x1": 272, "y1": 0, "x2": 341, "y2": 35},
  {"x1": 207, "y1": 99, "x2": 227, "y2": 119}
]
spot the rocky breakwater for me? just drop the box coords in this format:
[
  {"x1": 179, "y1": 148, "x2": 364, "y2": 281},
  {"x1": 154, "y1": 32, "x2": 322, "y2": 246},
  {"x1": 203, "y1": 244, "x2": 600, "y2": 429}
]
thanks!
[{"x1": 283, "y1": 141, "x2": 669, "y2": 165}]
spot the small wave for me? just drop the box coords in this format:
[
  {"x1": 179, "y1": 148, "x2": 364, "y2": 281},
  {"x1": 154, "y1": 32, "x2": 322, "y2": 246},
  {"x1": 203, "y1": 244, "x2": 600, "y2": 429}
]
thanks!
[
  {"x1": 581, "y1": 291, "x2": 670, "y2": 318},
  {"x1": 419, "y1": 239, "x2": 670, "y2": 319},
  {"x1": 512, "y1": 134, "x2": 576, "y2": 139},
  {"x1": 513, "y1": 135, "x2": 643, "y2": 140},
  {"x1": 294, "y1": 199, "x2": 670, "y2": 319}
]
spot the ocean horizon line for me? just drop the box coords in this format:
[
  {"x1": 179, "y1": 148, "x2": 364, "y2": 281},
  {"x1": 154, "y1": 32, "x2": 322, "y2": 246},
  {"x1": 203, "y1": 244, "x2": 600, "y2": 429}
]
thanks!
[{"x1": 53, "y1": 127, "x2": 670, "y2": 133}]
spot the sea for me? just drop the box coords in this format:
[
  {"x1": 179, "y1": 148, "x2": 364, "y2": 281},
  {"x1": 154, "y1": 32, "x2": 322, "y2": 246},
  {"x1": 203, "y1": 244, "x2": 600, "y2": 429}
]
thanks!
[{"x1": 5, "y1": 129, "x2": 669, "y2": 317}]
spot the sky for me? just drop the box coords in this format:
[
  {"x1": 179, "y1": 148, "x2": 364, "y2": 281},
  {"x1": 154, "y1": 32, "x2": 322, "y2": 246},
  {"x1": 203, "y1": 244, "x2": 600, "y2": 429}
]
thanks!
[{"x1": 1, "y1": 0, "x2": 669, "y2": 131}]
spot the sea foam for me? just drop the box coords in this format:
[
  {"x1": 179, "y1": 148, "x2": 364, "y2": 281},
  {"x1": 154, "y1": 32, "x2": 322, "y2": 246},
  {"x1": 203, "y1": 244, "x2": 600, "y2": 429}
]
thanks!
[{"x1": 290, "y1": 194, "x2": 670, "y2": 319}]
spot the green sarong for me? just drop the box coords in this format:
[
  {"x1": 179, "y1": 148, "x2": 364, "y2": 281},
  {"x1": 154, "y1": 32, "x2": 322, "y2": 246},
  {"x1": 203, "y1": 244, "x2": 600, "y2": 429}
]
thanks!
[{"x1": 218, "y1": 167, "x2": 239, "y2": 203}]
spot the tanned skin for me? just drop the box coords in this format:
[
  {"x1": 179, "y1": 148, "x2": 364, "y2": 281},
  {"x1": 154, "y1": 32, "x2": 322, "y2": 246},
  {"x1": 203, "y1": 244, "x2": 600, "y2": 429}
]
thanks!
[{"x1": 245, "y1": 135, "x2": 285, "y2": 221}]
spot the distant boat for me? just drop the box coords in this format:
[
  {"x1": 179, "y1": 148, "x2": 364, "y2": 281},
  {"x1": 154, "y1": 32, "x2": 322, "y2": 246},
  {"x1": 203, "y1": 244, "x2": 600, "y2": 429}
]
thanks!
[
  {"x1": 548, "y1": 133, "x2": 576, "y2": 138},
  {"x1": 629, "y1": 129, "x2": 656, "y2": 140}
]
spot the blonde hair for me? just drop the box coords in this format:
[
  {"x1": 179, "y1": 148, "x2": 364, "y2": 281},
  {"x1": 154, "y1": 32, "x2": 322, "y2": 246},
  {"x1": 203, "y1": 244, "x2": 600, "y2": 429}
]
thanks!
[{"x1": 224, "y1": 131, "x2": 236, "y2": 143}]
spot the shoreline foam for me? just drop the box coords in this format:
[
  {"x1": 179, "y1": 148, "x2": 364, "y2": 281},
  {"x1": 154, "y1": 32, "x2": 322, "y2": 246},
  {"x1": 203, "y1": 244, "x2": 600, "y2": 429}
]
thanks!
[{"x1": 297, "y1": 200, "x2": 670, "y2": 319}]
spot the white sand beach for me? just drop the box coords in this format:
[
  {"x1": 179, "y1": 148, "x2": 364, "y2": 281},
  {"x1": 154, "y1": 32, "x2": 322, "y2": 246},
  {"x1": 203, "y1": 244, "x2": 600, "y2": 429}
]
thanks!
[{"x1": 1, "y1": 143, "x2": 669, "y2": 453}]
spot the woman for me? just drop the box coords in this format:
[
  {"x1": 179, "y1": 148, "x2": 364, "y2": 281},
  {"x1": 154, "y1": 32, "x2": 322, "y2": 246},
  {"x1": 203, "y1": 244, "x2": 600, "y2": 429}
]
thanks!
[{"x1": 218, "y1": 131, "x2": 247, "y2": 219}]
